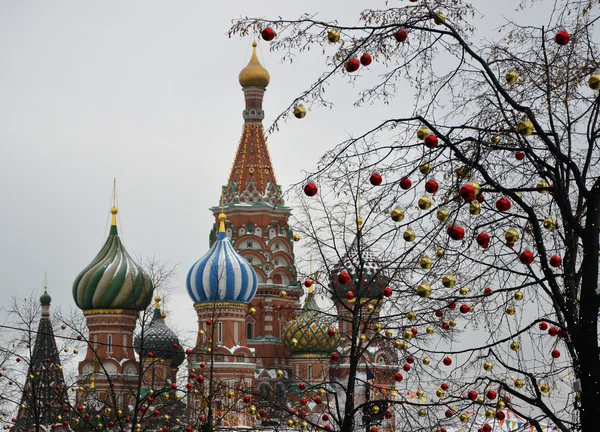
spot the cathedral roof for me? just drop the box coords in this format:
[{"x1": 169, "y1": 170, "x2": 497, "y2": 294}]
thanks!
[
  {"x1": 186, "y1": 212, "x2": 258, "y2": 304},
  {"x1": 238, "y1": 42, "x2": 270, "y2": 89},
  {"x1": 72, "y1": 204, "x2": 154, "y2": 311},
  {"x1": 135, "y1": 297, "x2": 181, "y2": 363}
]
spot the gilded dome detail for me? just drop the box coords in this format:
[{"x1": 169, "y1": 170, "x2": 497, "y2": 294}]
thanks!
[{"x1": 238, "y1": 42, "x2": 270, "y2": 88}]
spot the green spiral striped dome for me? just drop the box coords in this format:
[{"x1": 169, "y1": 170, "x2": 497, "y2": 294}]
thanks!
[{"x1": 72, "y1": 207, "x2": 154, "y2": 311}]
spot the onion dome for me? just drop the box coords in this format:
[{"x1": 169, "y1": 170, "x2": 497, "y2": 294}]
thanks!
[
  {"x1": 40, "y1": 287, "x2": 51, "y2": 305},
  {"x1": 282, "y1": 288, "x2": 339, "y2": 355},
  {"x1": 135, "y1": 296, "x2": 181, "y2": 360},
  {"x1": 72, "y1": 205, "x2": 154, "y2": 311},
  {"x1": 330, "y1": 236, "x2": 389, "y2": 300},
  {"x1": 187, "y1": 212, "x2": 258, "y2": 304},
  {"x1": 238, "y1": 42, "x2": 270, "y2": 88}
]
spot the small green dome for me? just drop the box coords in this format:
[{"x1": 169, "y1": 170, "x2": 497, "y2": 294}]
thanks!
[{"x1": 40, "y1": 290, "x2": 51, "y2": 305}]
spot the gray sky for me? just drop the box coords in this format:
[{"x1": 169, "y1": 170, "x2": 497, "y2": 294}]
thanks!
[{"x1": 0, "y1": 1, "x2": 544, "y2": 341}]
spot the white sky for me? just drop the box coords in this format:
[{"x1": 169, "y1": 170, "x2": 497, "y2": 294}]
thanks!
[{"x1": 0, "y1": 1, "x2": 544, "y2": 343}]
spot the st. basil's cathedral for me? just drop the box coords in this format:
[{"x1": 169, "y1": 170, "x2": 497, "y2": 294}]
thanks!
[{"x1": 10, "y1": 43, "x2": 397, "y2": 432}]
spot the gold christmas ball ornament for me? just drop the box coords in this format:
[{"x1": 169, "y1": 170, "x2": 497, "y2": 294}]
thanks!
[
  {"x1": 476, "y1": 396, "x2": 485, "y2": 404},
  {"x1": 61, "y1": 324, "x2": 67, "y2": 330},
  {"x1": 543, "y1": 218, "x2": 556, "y2": 230},
  {"x1": 442, "y1": 274, "x2": 456, "y2": 288},
  {"x1": 403, "y1": 330, "x2": 413, "y2": 340},
  {"x1": 418, "y1": 409, "x2": 427, "y2": 417},
  {"x1": 366, "y1": 304, "x2": 375, "y2": 313},
  {"x1": 436, "y1": 249, "x2": 445, "y2": 258},
  {"x1": 540, "y1": 384, "x2": 550, "y2": 393},
  {"x1": 589, "y1": 69, "x2": 600, "y2": 90},
  {"x1": 434, "y1": 12, "x2": 446, "y2": 25},
  {"x1": 276, "y1": 369, "x2": 284, "y2": 378},
  {"x1": 491, "y1": 135, "x2": 501, "y2": 144},
  {"x1": 515, "y1": 118, "x2": 534, "y2": 136},
  {"x1": 505, "y1": 71, "x2": 518, "y2": 84},
  {"x1": 510, "y1": 341, "x2": 520, "y2": 351},
  {"x1": 514, "y1": 379, "x2": 524, "y2": 388},
  {"x1": 391, "y1": 207, "x2": 405, "y2": 222},
  {"x1": 371, "y1": 406, "x2": 380, "y2": 414},
  {"x1": 416, "y1": 283, "x2": 432, "y2": 298},
  {"x1": 437, "y1": 209, "x2": 449, "y2": 222},
  {"x1": 290, "y1": 338, "x2": 298, "y2": 347},
  {"x1": 422, "y1": 357, "x2": 430, "y2": 365},
  {"x1": 394, "y1": 340, "x2": 408, "y2": 350},
  {"x1": 279, "y1": 290, "x2": 287, "y2": 298},
  {"x1": 469, "y1": 202, "x2": 481, "y2": 216},
  {"x1": 514, "y1": 291, "x2": 524, "y2": 301},
  {"x1": 496, "y1": 401, "x2": 506, "y2": 410},
  {"x1": 227, "y1": 390, "x2": 235, "y2": 398},
  {"x1": 385, "y1": 330, "x2": 393, "y2": 338},
  {"x1": 506, "y1": 305, "x2": 516, "y2": 315},
  {"x1": 459, "y1": 287, "x2": 469, "y2": 296},
  {"x1": 436, "y1": 389, "x2": 445, "y2": 398},
  {"x1": 426, "y1": 326, "x2": 434, "y2": 334},
  {"x1": 407, "y1": 311, "x2": 417, "y2": 321},
  {"x1": 419, "y1": 163, "x2": 433, "y2": 175},
  {"x1": 327, "y1": 29, "x2": 341, "y2": 43},
  {"x1": 485, "y1": 409, "x2": 495, "y2": 419},
  {"x1": 117, "y1": 410, "x2": 122, "y2": 416},
  {"x1": 456, "y1": 166, "x2": 471, "y2": 179},
  {"x1": 248, "y1": 406, "x2": 257, "y2": 415},
  {"x1": 449, "y1": 319, "x2": 457, "y2": 328},
  {"x1": 505, "y1": 228, "x2": 519, "y2": 243},
  {"x1": 536, "y1": 181, "x2": 550, "y2": 193},
  {"x1": 373, "y1": 323, "x2": 382, "y2": 333},
  {"x1": 249, "y1": 307, "x2": 257, "y2": 315},
  {"x1": 73, "y1": 349, "x2": 78, "y2": 354},
  {"x1": 403, "y1": 229, "x2": 416, "y2": 242},
  {"x1": 459, "y1": 413, "x2": 469, "y2": 423},
  {"x1": 419, "y1": 256, "x2": 432, "y2": 269},
  {"x1": 483, "y1": 361, "x2": 493, "y2": 371},
  {"x1": 417, "y1": 127, "x2": 430, "y2": 140},
  {"x1": 292, "y1": 234, "x2": 301, "y2": 242},
  {"x1": 293, "y1": 105, "x2": 307, "y2": 119},
  {"x1": 418, "y1": 196, "x2": 432, "y2": 210},
  {"x1": 416, "y1": 389, "x2": 424, "y2": 398}
]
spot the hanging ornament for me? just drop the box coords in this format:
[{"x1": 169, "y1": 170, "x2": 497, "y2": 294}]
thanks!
[
  {"x1": 437, "y1": 208, "x2": 449, "y2": 222},
  {"x1": 515, "y1": 151, "x2": 525, "y2": 160},
  {"x1": 554, "y1": 29, "x2": 570, "y2": 45},
  {"x1": 447, "y1": 225, "x2": 465, "y2": 241},
  {"x1": 418, "y1": 196, "x2": 432, "y2": 210},
  {"x1": 345, "y1": 58, "x2": 360, "y2": 73},
  {"x1": 514, "y1": 291, "x2": 524, "y2": 301},
  {"x1": 434, "y1": 12, "x2": 446, "y2": 25},
  {"x1": 551, "y1": 349, "x2": 561, "y2": 358},
  {"x1": 394, "y1": 28, "x2": 408, "y2": 43},
  {"x1": 303, "y1": 180, "x2": 318, "y2": 196},
  {"x1": 505, "y1": 71, "x2": 518, "y2": 84},
  {"x1": 543, "y1": 218, "x2": 556, "y2": 230},
  {"x1": 417, "y1": 127, "x2": 430, "y2": 140},
  {"x1": 390, "y1": 207, "x2": 405, "y2": 222},
  {"x1": 549, "y1": 255, "x2": 562, "y2": 267},
  {"x1": 468, "y1": 391, "x2": 477, "y2": 400},
  {"x1": 399, "y1": 177, "x2": 412, "y2": 190},
  {"x1": 420, "y1": 163, "x2": 433, "y2": 175},
  {"x1": 370, "y1": 172, "x2": 383, "y2": 186},
  {"x1": 419, "y1": 256, "x2": 432, "y2": 269},
  {"x1": 442, "y1": 357, "x2": 452, "y2": 366},
  {"x1": 437, "y1": 389, "x2": 446, "y2": 398},
  {"x1": 293, "y1": 234, "x2": 301, "y2": 241},
  {"x1": 436, "y1": 248, "x2": 445, "y2": 258},
  {"x1": 327, "y1": 29, "x2": 341, "y2": 43},
  {"x1": 510, "y1": 341, "x2": 520, "y2": 351},
  {"x1": 515, "y1": 118, "x2": 534, "y2": 136},
  {"x1": 403, "y1": 229, "x2": 416, "y2": 242},
  {"x1": 304, "y1": 279, "x2": 313, "y2": 288},
  {"x1": 483, "y1": 361, "x2": 493, "y2": 371},
  {"x1": 506, "y1": 305, "x2": 516, "y2": 315},
  {"x1": 469, "y1": 201, "x2": 481, "y2": 216},
  {"x1": 520, "y1": 250, "x2": 534, "y2": 265},
  {"x1": 459, "y1": 304, "x2": 469, "y2": 314},
  {"x1": 337, "y1": 271, "x2": 351, "y2": 285},
  {"x1": 539, "y1": 322, "x2": 548, "y2": 331},
  {"x1": 360, "y1": 53, "x2": 372, "y2": 66},
  {"x1": 261, "y1": 28, "x2": 275, "y2": 41},
  {"x1": 589, "y1": 69, "x2": 600, "y2": 90},
  {"x1": 416, "y1": 283, "x2": 431, "y2": 298},
  {"x1": 486, "y1": 390, "x2": 497, "y2": 400},
  {"x1": 476, "y1": 232, "x2": 490, "y2": 248},
  {"x1": 394, "y1": 373, "x2": 403, "y2": 382},
  {"x1": 293, "y1": 105, "x2": 307, "y2": 119},
  {"x1": 459, "y1": 184, "x2": 475, "y2": 202},
  {"x1": 536, "y1": 181, "x2": 550, "y2": 193},
  {"x1": 484, "y1": 287, "x2": 493, "y2": 295},
  {"x1": 505, "y1": 228, "x2": 519, "y2": 244},
  {"x1": 442, "y1": 274, "x2": 456, "y2": 288},
  {"x1": 424, "y1": 135, "x2": 438, "y2": 149},
  {"x1": 383, "y1": 287, "x2": 393, "y2": 297},
  {"x1": 425, "y1": 179, "x2": 439, "y2": 194},
  {"x1": 496, "y1": 197, "x2": 511, "y2": 212}
]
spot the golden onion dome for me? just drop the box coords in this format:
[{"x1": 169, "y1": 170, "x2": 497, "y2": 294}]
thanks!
[{"x1": 238, "y1": 42, "x2": 270, "y2": 89}]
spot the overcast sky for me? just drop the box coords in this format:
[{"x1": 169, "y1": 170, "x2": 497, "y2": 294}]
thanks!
[{"x1": 0, "y1": 1, "x2": 547, "y2": 343}]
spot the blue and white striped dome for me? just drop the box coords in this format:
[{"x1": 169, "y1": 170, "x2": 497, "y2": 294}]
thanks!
[{"x1": 186, "y1": 213, "x2": 258, "y2": 304}]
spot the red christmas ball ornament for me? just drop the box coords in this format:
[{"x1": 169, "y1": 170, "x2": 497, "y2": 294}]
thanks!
[
  {"x1": 148, "y1": 352, "x2": 154, "y2": 358},
  {"x1": 445, "y1": 409, "x2": 453, "y2": 418},
  {"x1": 383, "y1": 287, "x2": 393, "y2": 297},
  {"x1": 394, "y1": 372, "x2": 403, "y2": 382},
  {"x1": 384, "y1": 411, "x2": 392, "y2": 419},
  {"x1": 330, "y1": 352, "x2": 340, "y2": 362},
  {"x1": 185, "y1": 349, "x2": 192, "y2": 356},
  {"x1": 261, "y1": 28, "x2": 275, "y2": 41},
  {"x1": 186, "y1": 383, "x2": 193, "y2": 389},
  {"x1": 322, "y1": 414, "x2": 329, "y2": 421},
  {"x1": 172, "y1": 343, "x2": 178, "y2": 349},
  {"x1": 205, "y1": 319, "x2": 212, "y2": 326},
  {"x1": 483, "y1": 425, "x2": 492, "y2": 432},
  {"x1": 243, "y1": 395, "x2": 251, "y2": 403},
  {"x1": 551, "y1": 349, "x2": 561, "y2": 358},
  {"x1": 259, "y1": 409, "x2": 267, "y2": 418},
  {"x1": 549, "y1": 255, "x2": 562, "y2": 267},
  {"x1": 496, "y1": 198, "x2": 511, "y2": 212},
  {"x1": 77, "y1": 335, "x2": 83, "y2": 341},
  {"x1": 442, "y1": 321, "x2": 450, "y2": 330},
  {"x1": 325, "y1": 426, "x2": 331, "y2": 431},
  {"x1": 443, "y1": 357, "x2": 452, "y2": 366},
  {"x1": 476, "y1": 193, "x2": 485, "y2": 203},
  {"x1": 304, "y1": 279, "x2": 313, "y2": 288},
  {"x1": 360, "y1": 53, "x2": 372, "y2": 66},
  {"x1": 197, "y1": 375, "x2": 204, "y2": 382},
  {"x1": 153, "y1": 409, "x2": 160, "y2": 416},
  {"x1": 338, "y1": 271, "x2": 351, "y2": 285},
  {"x1": 441, "y1": 383, "x2": 449, "y2": 391},
  {"x1": 314, "y1": 396, "x2": 322, "y2": 405},
  {"x1": 539, "y1": 322, "x2": 548, "y2": 331},
  {"x1": 447, "y1": 225, "x2": 465, "y2": 241},
  {"x1": 370, "y1": 172, "x2": 383, "y2": 186},
  {"x1": 16, "y1": 357, "x2": 21, "y2": 362},
  {"x1": 346, "y1": 291, "x2": 355, "y2": 301},
  {"x1": 477, "y1": 232, "x2": 490, "y2": 249},
  {"x1": 496, "y1": 411, "x2": 506, "y2": 421},
  {"x1": 486, "y1": 390, "x2": 497, "y2": 400},
  {"x1": 403, "y1": 363, "x2": 411, "y2": 372},
  {"x1": 200, "y1": 362, "x2": 206, "y2": 368},
  {"x1": 484, "y1": 287, "x2": 493, "y2": 296},
  {"x1": 399, "y1": 177, "x2": 412, "y2": 190},
  {"x1": 424, "y1": 135, "x2": 439, "y2": 149},
  {"x1": 425, "y1": 179, "x2": 439, "y2": 194},
  {"x1": 515, "y1": 151, "x2": 525, "y2": 161},
  {"x1": 503, "y1": 395, "x2": 511, "y2": 403},
  {"x1": 407, "y1": 355, "x2": 414, "y2": 364},
  {"x1": 370, "y1": 428, "x2": 378, "y2": 432},
  {"x1": 300, "y1": 397, "x2": 308, "y2": 406},
  {"x1": 555, "y1": 29, "x2": 570, "y2": 45},
  {"x1": 298, "y1": 383, "x2": 306, "y2": 390},
  {"x1": 520, "y1": 250, "x2": 534, "y2": 265},
  {"x1": 460, "y1": 304, "x2": 469, "y2": 314},
  {"x1": 304, "y1": 181, "x2": 318, "y2": 197},
  {"x1": 448, "y1": 300, "x2": 457, "y2": 310},
  {"x1": 345, "y1": 58, "x2": 360, "y2": 73},
  {"x1": 459, "y1": 184, "x2": 475, "y2": 202},
  {"x1": 549, "y1": 326, "x2": 559, "y2": 336},
  {"x1": 467, "y1": 390, "x2": 477, "y2": 401},
  {"x1": 411, "y1": 327, "x2": 418, "y2": 336},
  {"x1": 435, "y1": 310, "x2": 443, "y2": 318},
  {"x1": 327, "y1": 328, "x2": 336, "y2": 337},
  {"x1": 171, "y1": 383, "x2": 177, "y2": 390},
  {"x1": 394, "y1": 28, "x2": 408, "y2": 42}
]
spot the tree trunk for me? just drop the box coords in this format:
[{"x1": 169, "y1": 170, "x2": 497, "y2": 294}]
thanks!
[{"x1": 576, "y1": 186, "x2": 600, "y2": 431}]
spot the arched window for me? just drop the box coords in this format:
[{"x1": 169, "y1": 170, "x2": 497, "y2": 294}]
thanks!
[
  {"x1": 246, "y1": 322, "x2": 253, "y2": 340},
  {"x1": 107, "y1": 334, "x2": 113, "y2": 353}
]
